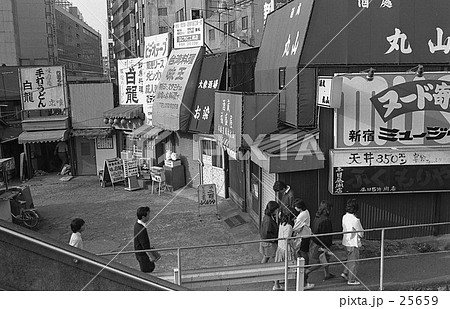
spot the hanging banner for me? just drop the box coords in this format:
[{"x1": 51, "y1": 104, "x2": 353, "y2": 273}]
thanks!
[
  {"x1": 213, "y1": 92, "x2": 243, "y2": 152},
  {"x1": 152, "y1": 47, "x2": 204, "y2": 131},
  {"x1": 334, "y1": 72, "x2": 450, "y2": 149},
  {"x1": 19, "y1": 66, "x2": 66, "y2": 110},
  {"x1": 143, "y1": 33, "x2": 172, "y2": 125}
]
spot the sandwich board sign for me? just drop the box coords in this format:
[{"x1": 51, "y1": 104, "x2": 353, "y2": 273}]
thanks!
[
  {"x1": 197, "y1": 184, "x2": 220, "y2": 220},
  {"x1": 102, "y1": 158, "x2": 125, "y2": 189},
  {"x1": 123, "y1": 159, "x2": 141, "y2": 191}
]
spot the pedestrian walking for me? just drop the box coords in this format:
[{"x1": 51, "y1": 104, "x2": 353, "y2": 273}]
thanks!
[
  {"x1": 69, "y1": 218, "x2": 85, "y2": 249},
  {"x1": 305, "y1": 200, "x2": 335, "y2": 283},
  {"x1": 259, "y1": 201, "x2": 279, "y2": 264},
  {"x1": 341, "y1": 198, "x2": 364, "y2": 285},
  {"x1": 273, "y1": 212, "x2": 294, "y2": 291},
  {"x1": 292, "y1": 198, "x2": 314, "y2": 290},
  {"x1": 133, "y1": 206, "x2": 155, "y2": 273},
  {"x1": 273, "y1": 180, "x2": 296, "y2": 218}
]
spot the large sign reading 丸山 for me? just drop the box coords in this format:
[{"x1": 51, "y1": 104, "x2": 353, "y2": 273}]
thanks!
[
  {"x1": 19, "y1": 66, "x2": 66, "y2": 110},
  {"x1": 334, "y1": 72, "x2": 450, "y2": 149}
]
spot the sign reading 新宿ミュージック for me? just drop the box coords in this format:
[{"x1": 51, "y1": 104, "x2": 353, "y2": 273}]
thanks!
[
  {"x1": 329, "y1": 148, "x2": 450, "y2": 194},
  {"x1": 19, "y1": 66, "x2": 66, "y2": 110},
  {"x1": 152, "y1": 47, "x2": 204, "y2": 131},
  {"x1": 174, "y1": 19, "x2": 204, "y2": 49},
  {"x1": 334, "y1": 72, "x2": 450, "y2": 149}
]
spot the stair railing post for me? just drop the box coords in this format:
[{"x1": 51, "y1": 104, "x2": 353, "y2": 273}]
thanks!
[
  {"x1": 296, "y1": 257, "x2": 305, "y2": 291},
  {"x1": 379, "y1": 228, "x2": 385, "y2": 291},
  {"x1": 177, "y1": 247, "x2": 182, "y2": 285}
]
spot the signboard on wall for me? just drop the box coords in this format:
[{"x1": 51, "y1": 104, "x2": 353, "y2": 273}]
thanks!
[
  {"x1": 143, "y1": 33, "x2": 172, "y2": 125},
  {"x1": 333, "y1": 72, "x2": 450, "y2": 149},
  {"x1": 19, "y1": 66, "x2": 66, "y2": 110},
  {"x1": 329, "y1": 148, "x2": 450, "y2": 194},
  {"x1": 152, "y1": 47, "x2": 204, "y2": 131},
  {"x1": 213, "y1": 92, "x2": 243, "y2": 152},
  {"x1": 118, "y1": 58, "x2": 145, "y2": 105},
  {"x1": 174, "y1": 19, "x2": 204, "y2": 49}
]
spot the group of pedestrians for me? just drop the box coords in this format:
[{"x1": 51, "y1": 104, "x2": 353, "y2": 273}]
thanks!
[{"x1": 259, "y1": 180, "x2": 364, "y2": 291}]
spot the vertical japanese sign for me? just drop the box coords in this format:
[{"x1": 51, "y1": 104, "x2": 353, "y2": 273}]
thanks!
[
  {"x1": 143, "y1": 33, "x2": 172, "y2": 125},
  {"x1": 174, "y1": 19, "x2": 204, "y2": 49},
  {"x1": 334, "y1": 72, "x2": 450, "y2": 149},
  {"x1": 118, "y1": 58, "x2": 145, "y2": 105},
  {"x1": 189, "y1": 53, "x2": 226, "y2": 133},
  {"x1": 214, "y1": 92, "x2": 242, "y2": 152},
  {"x1": 19, "y1": 66, "x2": 66, "y2": 110},
  {"x1": 152, "y1": 47, "x2": 204, "y2": 131},
  {"x1": 317, "y1": 76, "x2": 332, "y2": 107}
]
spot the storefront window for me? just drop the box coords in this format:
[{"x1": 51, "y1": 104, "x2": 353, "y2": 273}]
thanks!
[{"x1": 201, "y1": 139, "x2": 223, "y2": 169}]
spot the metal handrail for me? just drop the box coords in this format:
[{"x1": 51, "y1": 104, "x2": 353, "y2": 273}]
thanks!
[{"x1": 97, "y1": 221, "x2": 450, "y2": 290}]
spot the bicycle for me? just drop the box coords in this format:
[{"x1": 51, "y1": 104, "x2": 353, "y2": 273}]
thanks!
[{"x1": 11, "y1": 205, "x2": 40, "y2": 229}]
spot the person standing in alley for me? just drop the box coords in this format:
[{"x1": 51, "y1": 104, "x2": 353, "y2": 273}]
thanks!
[
  {"x1": 272, "y1": 212, "x2": 294, "y2": 291},
  {"x1": 273, "y1": 180, "x2": 296, "y2": 219},
  {"x1": 134, "y1": 206, "x2": 155, "y2": 273},
  {"x1": 259, "y1": 201, "x2": 279, "y2": 264},
  {"x1": 341, "y1": 198, "x2": 364, "y2": 285},
  {"x1": 54, "y1": 140, "x2": 69, "y2": 173},
  {"x1": 69, "y1": 218, "x2": 85, "y2": 249}
]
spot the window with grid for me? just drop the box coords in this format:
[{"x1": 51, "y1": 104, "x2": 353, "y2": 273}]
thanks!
[
  {"x1": 229, "y1": 20, "x2": 235, "y2": 33},
  {"x1": 158, "y1": 7, "x2": 167, "y2": 16},
  {"x1": 159, "y1": 26, "x2": 168, "y2": 34},
  {"x1": 209, "y1": 29, "x2": 215, "y2": 41},
  {"x1": 242, "y1": 16, "x2": 248, "y2": 30},
  {"x1": 223, "y1": 23, "x2": 228, "y2": 33},
  {"x1": 201, "y1": 140, "x2": 223, "y2": 168}
]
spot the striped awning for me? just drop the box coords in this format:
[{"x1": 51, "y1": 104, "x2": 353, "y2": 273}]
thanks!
[
  {"x1": 72, "y1": 128, "x2": 113, "y2": 138},
  {"x1": 129, "y1": 124, "x2": 172, "y2": 142},
  {"x1": 103, "y1": 104, "x2": 144, "y2": 119},
  {"x1": 18, "y1": 129, "x2": 69, "y2": 144},
  {"x1": 250, "y1": 126, "x2": 324, "y2": 173}
]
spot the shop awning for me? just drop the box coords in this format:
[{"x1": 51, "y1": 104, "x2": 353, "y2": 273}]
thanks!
[
  {"x1": 72, "y1": 128, "x2": 113, "y2": 138},
  {"x1": 129, "y1": 124, "x2": 172, "y2": 142},
  {"x1": 0, "y1": 126, "x2": 22, "y2": 143},
  {"x1": 18, "y1": 129, "x2": 69, "y2": 144},
  {"x1": 250, "y1": 126, "x2": 324, "y2": 173},
  {"x1": 103, "y1": 104, "x2": 144, "y2": 119},
  {"x1": 188, "y1": 53, "x2": 226, "y2": 134}
]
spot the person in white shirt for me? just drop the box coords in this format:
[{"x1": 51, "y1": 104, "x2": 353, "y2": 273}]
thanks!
[
  {"x1": 341, "y1": 199, "x2": 364, "y2": 285},
  {"x1": 69, "y1": 218, "x2": 85, "y2": 249}
]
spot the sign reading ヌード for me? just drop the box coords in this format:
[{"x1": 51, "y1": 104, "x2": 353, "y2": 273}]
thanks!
[
  {"x1": 152, "y1": 47, "x2": 204, "y2": 131},
  {"x1": 174, "y1": 19, "x2": 204, "y2": 49},
  {"x1": 334, "y1": 72, "x2": 450, "y2": 149},
  {"x1": 329, "y1": 148, "x2": 450, "y2": 194},
  {"x1": 19, "y1": 66, "x2": 66, "y2": 110}
]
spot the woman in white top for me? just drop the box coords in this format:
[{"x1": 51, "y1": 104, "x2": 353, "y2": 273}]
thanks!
[
  {"x1": 291, "y1": 198, "x2": 314, "y2": 290},
  {"x1": 341, "y1": 199, "x2": 364, "y2": 285},
  {"x1": 272, "y1": 213, "x2": 294, "y2": 290}
]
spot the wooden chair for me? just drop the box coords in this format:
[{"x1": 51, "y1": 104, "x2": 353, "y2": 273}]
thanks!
[{"x1": 151, "y1": 172, "x2": 166, "y2": 195}]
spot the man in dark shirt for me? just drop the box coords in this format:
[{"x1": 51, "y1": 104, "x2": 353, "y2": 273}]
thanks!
[
  {"x1": 273, "y1": 180, "x2": 296, "y2": 218},
  {"x1": 133, "y1": 206, "x2": 155, "y2": 273}
]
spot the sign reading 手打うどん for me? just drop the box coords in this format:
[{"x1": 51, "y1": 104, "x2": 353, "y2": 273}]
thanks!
[{"x1": 19, "y1": 66, "x2": 66, "y2": 111}]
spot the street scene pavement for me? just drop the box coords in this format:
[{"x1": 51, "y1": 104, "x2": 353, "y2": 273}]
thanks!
[{"x1": 16, "y1": 174, "x2": 450, "y2": 291}]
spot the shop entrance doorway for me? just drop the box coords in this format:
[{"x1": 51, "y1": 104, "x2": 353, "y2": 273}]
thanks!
[
  {"x1": 200, "y1": 138, "x2": 226, "y2": 197},
  {"x1": 248, "y1": 161, "x2": 261, "y2": 226},
  {"x1": 75, "y1": 137, "x2": 96, "y2": 175}
]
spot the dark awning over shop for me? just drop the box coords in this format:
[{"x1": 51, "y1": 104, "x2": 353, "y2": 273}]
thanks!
[
  {"x1": 188, "y1": 53, "x2": 226, "y2": 134},
  {"x1": 18, "y1": 129, "x2": 69, "y2": 144},
  {"x1": 129, "y1": 124, "x2": 172, "y2": 142},
  {"x1": 103, "y1": 105, "x2": 144, "y2": 119},
  {"x1": 0, "y1": 126, "x2": 22, "y2": 143},
  {"x1": 250, "y1": 126, "x2": 324, "y2": 173},
  {"x1": 71, "y1": 128, "x2": 113, "y2": 139}
]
